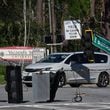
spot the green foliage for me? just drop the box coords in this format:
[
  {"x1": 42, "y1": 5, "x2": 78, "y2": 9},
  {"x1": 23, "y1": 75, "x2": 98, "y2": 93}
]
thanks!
[
  {"x1": 94, "y1": 0, "x2": 103, "y2": 21},
  {"x1": 0, "y1": 0, "x2": 44, "y2": 47},
  {"x1": 27, "y1": 21, "x2": 44, "y2": 46},
  {"x1": 64, "y1": 0, "x2": 90, "y2": 20},
  {"x1": 0, "y1": 0, "x2": 23, "y2": 46},
  {"x1": 59, "y1": 0, "x2": 91, "y2": 52},
  {"x1": 0, "y1": 0, "x2": 23, "y2": 22},
  {"x1": 0, "y1": 0, "x2": 100, "y2": 52},
  {"x1": 0, "y1": 65, "x2": 6, "y2": 84}
]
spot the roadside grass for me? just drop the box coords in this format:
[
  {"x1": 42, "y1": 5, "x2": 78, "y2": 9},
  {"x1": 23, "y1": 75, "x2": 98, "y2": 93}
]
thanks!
[
  {"x1": 0, "y1": 75, "x2": 5, "y2": 84},
  {"x1": 0, "y1": 65, "x2": 6, "y2": 84}
]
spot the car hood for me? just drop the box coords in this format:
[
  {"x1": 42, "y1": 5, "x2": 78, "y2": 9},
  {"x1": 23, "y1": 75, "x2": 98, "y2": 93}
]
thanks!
[{"x1": 25, "y1": 63, "x2": 61, "y2": 72}]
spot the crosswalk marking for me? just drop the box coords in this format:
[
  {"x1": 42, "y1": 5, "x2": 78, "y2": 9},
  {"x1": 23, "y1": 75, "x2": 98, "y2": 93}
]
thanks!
[{"x1": 0, "y1": 102, "x2": 110, "y2": 110}]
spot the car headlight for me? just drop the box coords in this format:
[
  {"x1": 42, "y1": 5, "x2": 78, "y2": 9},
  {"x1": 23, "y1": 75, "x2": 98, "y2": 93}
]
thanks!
[
  {"x1": 42, "y1": 67, "x2": 52, "y2": 71},
  {"x1": 38, "y1": 67, "x2": 52, "y2": 74},
  {"x1": 22, "y1": 71, "x2": 29, "y2": 76}
]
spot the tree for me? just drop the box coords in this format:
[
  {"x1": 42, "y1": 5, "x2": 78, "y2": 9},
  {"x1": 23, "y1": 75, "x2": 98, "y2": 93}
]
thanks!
[
  {"x1": 102, "y1": 0, "x2": 110, "y2": 39},
  {"x1": 36, "y1": 0, "x2": 43, "y2": 25},
  {"x1": 0, "y1": 0, "x2": 23, "y2": 46},
  {"x1": 2, "y1": 0, "x2": 109, "y2": 51},
  {"x1": 91, "y1": 0, "x2": 110, "y2": 39}
]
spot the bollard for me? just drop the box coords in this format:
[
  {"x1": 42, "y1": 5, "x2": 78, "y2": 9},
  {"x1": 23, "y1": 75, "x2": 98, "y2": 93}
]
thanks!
[{"x1": 32, "y1": 73, "x2": 50, "y2": 102}]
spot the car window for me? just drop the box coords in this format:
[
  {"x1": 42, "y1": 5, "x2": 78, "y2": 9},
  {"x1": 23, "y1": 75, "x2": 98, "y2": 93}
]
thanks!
[
  {"x1": 65, "y1": 53, "x2": 88, "y2": 64},
  {"x1": 65, "y1": 53, "x2": 108, "y2": 64},
  {"x1": 65, "y1": 54, "x2": 74, "y2": 64},
  {"x1": 38, "y1": 54, "x2": 70, "y2": 63},
  {"x1": 75, "y1": 54, "x2": 89, "y2": 63},
  {"x1": 94, "y1": 54, "x2": 108, "y2": 63}
]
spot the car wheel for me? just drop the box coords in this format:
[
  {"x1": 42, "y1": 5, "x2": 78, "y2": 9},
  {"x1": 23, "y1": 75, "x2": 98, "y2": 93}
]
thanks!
[
  {"x1": 69, "y1": 84, "x2": 81, "y2": 88},
  {"x1": 97, "y1": 72, "x2": 109, "y2": 87},
  {"x1": 58, "y1": 73, "x2": 66, "y2": 87}
]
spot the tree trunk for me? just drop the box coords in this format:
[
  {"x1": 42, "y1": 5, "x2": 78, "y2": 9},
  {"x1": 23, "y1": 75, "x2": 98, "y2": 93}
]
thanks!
[
  {"x1": 90, "y1": 0, "x2": 95, "y2": 17},
  {"x1": 102, "y1": 0, "x2": 110, "y2": 40},
  {"x1": 51, "y1": 0, "x2": 57, "y2": 52},
  {"x1": 36, "y1": 0, "x2": 43, "y2": 25},
  {"x1": 104, "y1": 0, "x2": 110, "y2": 39}
]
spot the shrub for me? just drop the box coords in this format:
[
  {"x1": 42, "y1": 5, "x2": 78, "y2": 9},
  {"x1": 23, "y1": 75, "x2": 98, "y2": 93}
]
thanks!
[{"x1": 0, "y1": 65, "x2": 6, "y2": 84}]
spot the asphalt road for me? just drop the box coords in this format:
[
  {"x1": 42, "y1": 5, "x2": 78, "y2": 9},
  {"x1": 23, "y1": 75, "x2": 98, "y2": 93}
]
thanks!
[{"x1": 0, "y1": 84, "x2": 110, "y2": 110}]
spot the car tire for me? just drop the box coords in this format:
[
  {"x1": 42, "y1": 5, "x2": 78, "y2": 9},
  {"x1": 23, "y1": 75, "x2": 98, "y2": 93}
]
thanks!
[
  {"x1": 69, "y1": 84, "x2": 81, "y2": 88},
  {"x1": 97, "y1": 72, "x2": 109, "y2": 87},
  {"x1": 58, "y1": 72, "x2": 66, "y2": 87}
]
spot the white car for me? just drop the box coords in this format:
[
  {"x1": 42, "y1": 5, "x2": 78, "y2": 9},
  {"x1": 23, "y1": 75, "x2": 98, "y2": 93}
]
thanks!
[{"x1": 23, "y1": 51, "x2": 110, "y2": 87}]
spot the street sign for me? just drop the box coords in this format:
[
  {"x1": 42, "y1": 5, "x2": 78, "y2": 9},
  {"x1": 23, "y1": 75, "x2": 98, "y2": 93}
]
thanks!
[
  {"x1": 92, "y1": 33, "x2": 110, "y2": 54},
  {"x1": 64, "y1": 20, "x2": 81, "y2": 40}
]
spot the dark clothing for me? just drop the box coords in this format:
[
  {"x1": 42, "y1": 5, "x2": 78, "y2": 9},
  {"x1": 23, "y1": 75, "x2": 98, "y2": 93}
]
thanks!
[{"x1": 48, "y1": 72, "x2": 60, "y2": 102}]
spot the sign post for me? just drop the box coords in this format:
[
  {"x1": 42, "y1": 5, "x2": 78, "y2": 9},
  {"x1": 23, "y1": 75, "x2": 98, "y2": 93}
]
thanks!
[
  {"x1": 64, "y1": 20, "x2": 82, "y2": 40},
  {"x1": 93, "y1": 33, "x2": 110, "y2": 54}
]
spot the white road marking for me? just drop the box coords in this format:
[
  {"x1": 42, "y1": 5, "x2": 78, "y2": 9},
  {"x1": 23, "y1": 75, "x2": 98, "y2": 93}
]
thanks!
[{"x1": 0, "y1": 102, "x2": 110, "y2": 110}]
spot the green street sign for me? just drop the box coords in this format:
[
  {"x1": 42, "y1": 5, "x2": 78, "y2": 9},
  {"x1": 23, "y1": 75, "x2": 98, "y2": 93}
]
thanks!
[{"x1": 92, "y1": 32, "x2": 110, "y2": 54}]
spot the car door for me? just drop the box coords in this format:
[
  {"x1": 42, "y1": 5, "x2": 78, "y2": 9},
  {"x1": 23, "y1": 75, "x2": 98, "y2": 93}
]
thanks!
[
  {"x1": 83, "y1": 53, "x2": 109, "y2": 83},
  {"x1": 63, "y1": 54, "x2": 77, "y2": 81},
  {"x1": 71, "y1": 53, "x2": 109, "y2": 84},
  {"x1": 70, "y1": 53, "x2": 91, "y2": 83},
  {"x1": 64, "y1": 53, "x2": 90, "y2": 83}
]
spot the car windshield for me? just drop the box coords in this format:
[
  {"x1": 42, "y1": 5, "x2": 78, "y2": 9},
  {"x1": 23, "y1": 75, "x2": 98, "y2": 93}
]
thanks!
[{"x1": 38, "y1": 54, "x2": 70, "y2": 63}]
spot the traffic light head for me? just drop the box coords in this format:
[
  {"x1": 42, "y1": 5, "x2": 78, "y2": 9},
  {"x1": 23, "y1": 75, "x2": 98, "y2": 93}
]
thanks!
[
  {"x1": 82, "y1": 29, "x2": 94, "y2": 62},
  {"x1": 82, "y1": 29, "x2": 93, "y2": 49},
  {"x1": 44, "y1": 36, "x2": 52, "y2": 44},
  {"x1": 85, "y1": 29, "x2": 93, "y2": 41}
]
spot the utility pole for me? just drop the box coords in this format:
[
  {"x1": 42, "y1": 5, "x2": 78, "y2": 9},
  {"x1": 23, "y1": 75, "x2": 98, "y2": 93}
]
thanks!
[{"x1": 23, "y1": 0, "x2": 27, "y2": 47}]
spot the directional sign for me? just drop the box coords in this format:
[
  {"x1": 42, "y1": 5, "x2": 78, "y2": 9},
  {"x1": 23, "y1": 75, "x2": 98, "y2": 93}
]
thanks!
[
  {"x1": 64, "y1": 20, "x2": 81, "y2": 40},
  {"x1": 92, "y1": 32, "x2": 110, "y2": 54}
]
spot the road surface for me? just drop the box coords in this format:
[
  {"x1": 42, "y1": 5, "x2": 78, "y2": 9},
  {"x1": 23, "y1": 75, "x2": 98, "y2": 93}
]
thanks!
[{"x1": 0, "y1": 84, "x2": 110, "y2": 109}]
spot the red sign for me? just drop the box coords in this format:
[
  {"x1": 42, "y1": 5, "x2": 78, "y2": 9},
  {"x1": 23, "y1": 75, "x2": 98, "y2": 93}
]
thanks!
[{"x1": 0, "y1": 46, "x2": 33, "y2": 61}]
